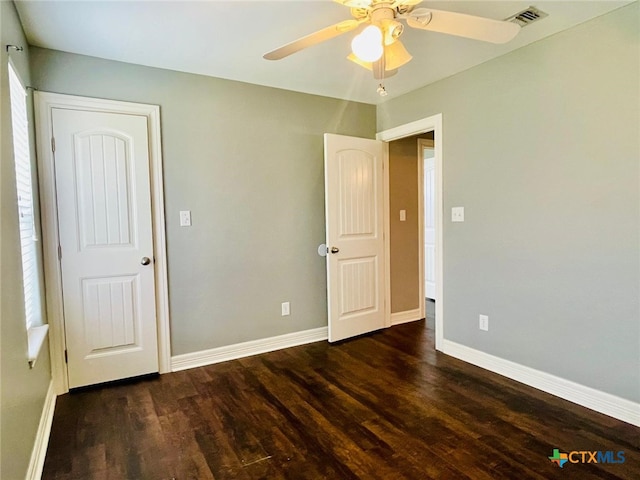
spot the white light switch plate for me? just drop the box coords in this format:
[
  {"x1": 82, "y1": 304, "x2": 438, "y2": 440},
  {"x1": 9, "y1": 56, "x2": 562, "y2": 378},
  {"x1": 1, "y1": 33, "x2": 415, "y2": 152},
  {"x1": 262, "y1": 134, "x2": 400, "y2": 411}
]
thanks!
[
  {"x1": 281, "y1": 302, "x2": 290, "y2": 316},
  {"x1": 452, "y1": 207, "x2": 464, "y2": 222},
  {"x1": 179, "y1": 210, "x2": 191, "y2": 227},
  {"x1": 400, "y1": 210, "x2": 406, "y2": 222}
]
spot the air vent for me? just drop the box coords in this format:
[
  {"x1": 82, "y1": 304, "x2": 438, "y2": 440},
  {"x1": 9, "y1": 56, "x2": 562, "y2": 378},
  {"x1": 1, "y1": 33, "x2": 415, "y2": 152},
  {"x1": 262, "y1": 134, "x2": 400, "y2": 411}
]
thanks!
[{"x1": 506, "y1": 6, "x2": 548, "y2": 27}]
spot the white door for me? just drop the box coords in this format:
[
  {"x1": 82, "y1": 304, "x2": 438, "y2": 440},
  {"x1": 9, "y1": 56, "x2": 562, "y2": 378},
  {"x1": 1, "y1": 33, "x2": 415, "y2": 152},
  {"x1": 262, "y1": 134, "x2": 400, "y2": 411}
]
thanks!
[
  {"x1": 424, "y1": 148, "x2": 436, "y2": 300},
  {"x1": 52, "y1": 108, "x2": 159, "y2": 388},
  {"x1": 324, "y1": 134, "x2": 386, "y2": 342}
]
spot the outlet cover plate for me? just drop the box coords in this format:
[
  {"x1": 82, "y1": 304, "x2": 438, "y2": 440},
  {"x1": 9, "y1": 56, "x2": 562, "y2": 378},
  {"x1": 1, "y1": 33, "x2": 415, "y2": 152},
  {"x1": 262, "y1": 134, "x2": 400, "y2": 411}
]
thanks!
[
  {"x1": 452, "y1": 207, "x2": 464, "y2": 222},
  {"x1": 179, "y1": 210, "x2": 191, "y2": 227}
]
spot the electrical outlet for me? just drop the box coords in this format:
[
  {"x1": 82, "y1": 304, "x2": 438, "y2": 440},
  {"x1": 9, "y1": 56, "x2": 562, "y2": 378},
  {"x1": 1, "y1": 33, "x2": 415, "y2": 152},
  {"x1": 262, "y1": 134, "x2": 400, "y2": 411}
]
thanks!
[
  {"x1": 479, "y1": 314, "x2": 489, "y2": 331},
  {"x1": 179, "y1": 210, "x2": 191, "y2": 227},
  {"x1": 281, "y1": 302, "x2": 290, "y2": 316}
]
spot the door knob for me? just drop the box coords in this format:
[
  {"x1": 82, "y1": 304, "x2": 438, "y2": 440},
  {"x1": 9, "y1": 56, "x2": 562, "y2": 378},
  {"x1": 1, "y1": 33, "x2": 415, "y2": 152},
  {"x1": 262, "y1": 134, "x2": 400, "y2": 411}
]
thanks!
[
  {"x1": 330, "y1": 247, "x2": 339, "y2": 254},
  {"x1": 141, "y1": 257, "x2": 151, "y2": 266}
]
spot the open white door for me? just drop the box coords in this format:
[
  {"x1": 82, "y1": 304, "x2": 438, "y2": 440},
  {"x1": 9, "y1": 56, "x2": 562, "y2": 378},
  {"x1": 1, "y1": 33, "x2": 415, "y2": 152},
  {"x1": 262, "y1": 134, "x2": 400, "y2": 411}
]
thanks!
[
  {"x1": 324, "y1": 133, "x2": 386, "y2": 342},
  {"x1": 52, "y1": 108, "x2": 159, "y2": 388}
]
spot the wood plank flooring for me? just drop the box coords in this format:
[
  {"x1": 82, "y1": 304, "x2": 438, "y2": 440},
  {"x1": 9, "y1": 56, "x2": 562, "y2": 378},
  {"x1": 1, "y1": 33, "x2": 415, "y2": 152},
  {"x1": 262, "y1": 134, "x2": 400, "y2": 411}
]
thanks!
[{"x1": 43, "y1": 319, "x2": 639, "y2": 479}]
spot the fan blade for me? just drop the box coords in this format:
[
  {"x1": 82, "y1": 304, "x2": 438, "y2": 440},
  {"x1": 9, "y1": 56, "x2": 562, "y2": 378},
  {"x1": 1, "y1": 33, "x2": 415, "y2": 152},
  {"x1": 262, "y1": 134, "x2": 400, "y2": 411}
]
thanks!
[
  {"x1": 264, "y1": 19, "x2": 360, "y2": 60},
  {"x1": 333, "y1": 0, "x2": 372, "y2": 7},
  {"x1": 375, "y1": 68, "x2": 398, "y2": 79},
  {"x1": 405, "y1": 8, "x2": 520, "y2": 44},
  {"x1": 392, "y1": 0, "x2": 422, "y2": 8}
]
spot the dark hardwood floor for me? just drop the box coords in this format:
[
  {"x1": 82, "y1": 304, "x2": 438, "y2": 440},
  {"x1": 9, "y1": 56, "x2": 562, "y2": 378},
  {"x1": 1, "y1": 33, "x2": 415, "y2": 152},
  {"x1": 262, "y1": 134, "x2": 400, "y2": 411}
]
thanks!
[{"x1": 43, "y1": 319, "x2": 639, "y2": 479}]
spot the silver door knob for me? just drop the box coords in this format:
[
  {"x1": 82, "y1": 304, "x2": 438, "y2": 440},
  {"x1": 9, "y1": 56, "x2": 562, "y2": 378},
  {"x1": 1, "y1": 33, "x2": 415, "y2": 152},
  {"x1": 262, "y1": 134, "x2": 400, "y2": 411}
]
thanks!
[
  {"x1": 330, "y1": 247, "x2": 339, "y2": 254},
  {"x1": 141, "y1": 257, "x2": 151, "y2": 266}
]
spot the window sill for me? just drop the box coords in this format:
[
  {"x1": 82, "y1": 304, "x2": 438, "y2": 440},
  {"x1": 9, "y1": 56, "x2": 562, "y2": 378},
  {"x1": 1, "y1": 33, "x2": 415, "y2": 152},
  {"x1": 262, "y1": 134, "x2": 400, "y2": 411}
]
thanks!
[{"x1": 28, "y1": 324, "x2": 49, "y2": 369}]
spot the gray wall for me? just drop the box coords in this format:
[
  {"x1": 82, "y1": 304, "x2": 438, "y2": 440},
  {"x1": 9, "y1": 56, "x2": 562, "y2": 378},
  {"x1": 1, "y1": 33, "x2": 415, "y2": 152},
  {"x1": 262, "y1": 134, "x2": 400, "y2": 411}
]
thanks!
[
  {"x1": 30, "y1": 48, "x2": 376, "y2": 355},
  {"x1": 379, "y1": 3, "x2": 640, "y2": 403},
  {"x1": 1, "y1": 1, "x2": 52, "y2": 478}
]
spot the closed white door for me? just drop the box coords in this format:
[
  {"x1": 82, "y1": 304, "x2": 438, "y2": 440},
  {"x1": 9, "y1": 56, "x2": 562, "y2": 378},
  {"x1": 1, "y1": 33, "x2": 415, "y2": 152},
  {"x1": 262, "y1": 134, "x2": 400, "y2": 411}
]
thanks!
[
  {"x1": 52, "y1": 108, "x2": 158, "y2": 388},
  {"x1": 424, "y1": 149, "x2": 436, "y2": 300},
  {"x1": 324, "y1": 134, "x2": 386, "y2": 342}
]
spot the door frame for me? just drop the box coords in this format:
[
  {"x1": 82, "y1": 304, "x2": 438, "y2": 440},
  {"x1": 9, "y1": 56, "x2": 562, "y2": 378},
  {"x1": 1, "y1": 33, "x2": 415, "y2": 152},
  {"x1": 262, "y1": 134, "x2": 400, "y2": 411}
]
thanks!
[
  {"x1": 35, "y1": 92, "x2": 171, "y2": 394},
  {"x1": 418, "y1": 137, "x2": 435, "y2": 305},
  {"x1": 377, "y1": 114, "x2": 443, "y2": 350}
]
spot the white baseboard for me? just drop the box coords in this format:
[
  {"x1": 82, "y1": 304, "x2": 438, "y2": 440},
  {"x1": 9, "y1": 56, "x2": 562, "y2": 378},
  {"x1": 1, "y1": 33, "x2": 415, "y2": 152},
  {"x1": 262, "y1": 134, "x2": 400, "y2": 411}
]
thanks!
[
  {"x1": 390, "y1": 308, "x2": 423, "y2": 326},
  {"x1": 26, "y1": 380, "x2": 57, "y2": 480},
  {"x1": 171, "y1": 326, "x2": 328, "y2": 372},
  {"x1": 441, "y1": 339, "x2": 640, "y2": 427}
]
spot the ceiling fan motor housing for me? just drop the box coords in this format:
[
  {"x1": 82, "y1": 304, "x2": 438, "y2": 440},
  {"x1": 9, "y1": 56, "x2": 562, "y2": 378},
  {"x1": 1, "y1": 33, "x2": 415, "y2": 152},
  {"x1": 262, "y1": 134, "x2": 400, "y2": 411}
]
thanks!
[
  {"x1": 369, "y1": 4, "x2": 403, "y2": 45},
  {"x1": 369, "y1": 3, "x2": 395, "y2": 23}
]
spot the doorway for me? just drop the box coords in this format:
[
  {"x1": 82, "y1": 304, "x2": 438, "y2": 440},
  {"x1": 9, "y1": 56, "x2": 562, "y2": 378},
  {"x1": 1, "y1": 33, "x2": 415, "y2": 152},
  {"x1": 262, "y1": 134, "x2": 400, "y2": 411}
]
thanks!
[
  {"x1": 36, "y1": 92, "x2": 171, "y2": 393},
  {"x1": 377, "y1": 114, "x2": 443, "y2": 351}
]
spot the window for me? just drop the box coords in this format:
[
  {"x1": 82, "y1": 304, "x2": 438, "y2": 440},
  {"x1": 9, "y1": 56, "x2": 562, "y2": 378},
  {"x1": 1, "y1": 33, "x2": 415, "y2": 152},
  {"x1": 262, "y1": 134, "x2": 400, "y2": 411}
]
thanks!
[{"x1": 8, "y1": 60, "x2": 47, "y2": 366}]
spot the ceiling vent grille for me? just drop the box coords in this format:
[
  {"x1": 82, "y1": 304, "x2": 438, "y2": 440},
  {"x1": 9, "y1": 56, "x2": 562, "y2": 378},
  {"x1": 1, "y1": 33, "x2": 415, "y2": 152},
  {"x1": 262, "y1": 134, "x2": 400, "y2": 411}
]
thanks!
[{"x1": 506, "y1": 6, "x2": 548, "y2": 27}]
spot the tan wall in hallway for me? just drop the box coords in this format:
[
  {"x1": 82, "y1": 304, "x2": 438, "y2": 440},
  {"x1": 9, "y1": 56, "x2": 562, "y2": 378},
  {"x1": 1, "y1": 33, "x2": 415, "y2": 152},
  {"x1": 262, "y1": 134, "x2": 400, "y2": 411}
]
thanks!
[{"x1": 389, "y1": 132, "x2": 433, "y2": 314}]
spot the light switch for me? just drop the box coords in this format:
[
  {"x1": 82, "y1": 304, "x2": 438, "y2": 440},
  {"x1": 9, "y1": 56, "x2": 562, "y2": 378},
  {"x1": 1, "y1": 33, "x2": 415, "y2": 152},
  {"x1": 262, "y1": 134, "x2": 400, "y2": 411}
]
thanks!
[
  {"x1": 400, "y1": 210, "x2": 406, "y2": 222},
  {"x1": 179, "y1": 210, "x2": 191, "y2": 227},
  {"x1": 452, "y1": 207, "x2": 464, "y2": 222}
]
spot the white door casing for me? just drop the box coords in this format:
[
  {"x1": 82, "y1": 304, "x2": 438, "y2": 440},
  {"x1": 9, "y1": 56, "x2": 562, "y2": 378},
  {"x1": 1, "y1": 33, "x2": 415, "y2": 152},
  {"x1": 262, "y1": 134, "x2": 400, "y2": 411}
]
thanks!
[
  {"x1": 36, "y1": 92, "x2": 170, "y2": 394},
  {"x1": 53, "y1": 108, "x2": 159, "y2": 388},
  {"x1": 422, "y1": 141, "x2": 436, "y2": 300},
  {"x1": 324, "y1": 134, "x2": 387, "y2": 342}
]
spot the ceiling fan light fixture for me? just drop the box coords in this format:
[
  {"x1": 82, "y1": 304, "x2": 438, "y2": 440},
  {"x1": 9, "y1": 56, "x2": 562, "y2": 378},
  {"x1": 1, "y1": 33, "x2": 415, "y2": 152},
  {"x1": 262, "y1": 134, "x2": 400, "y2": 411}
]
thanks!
[
  {"x1": 347, "y1": 51, "x2": 401, "y2": 77},
  {"x1": 381, "y1": 19, "x2": 404, "y2": 45},
  {"x1": 351, "y1": 25, "x2": 383, "y2": 62},
  {"x1": 384, "y1": 40, "x2": 412, "y2": 70},
  {"x1": 347, "y1": 52, "x2": 372, "y2": 70}
]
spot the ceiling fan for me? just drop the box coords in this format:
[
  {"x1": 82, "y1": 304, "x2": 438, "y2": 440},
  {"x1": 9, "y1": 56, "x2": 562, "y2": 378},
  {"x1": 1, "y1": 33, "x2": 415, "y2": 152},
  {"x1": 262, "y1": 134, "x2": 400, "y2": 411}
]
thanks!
[{"x1": 264, "y1": 0, "x2": 521, "y2": 86}]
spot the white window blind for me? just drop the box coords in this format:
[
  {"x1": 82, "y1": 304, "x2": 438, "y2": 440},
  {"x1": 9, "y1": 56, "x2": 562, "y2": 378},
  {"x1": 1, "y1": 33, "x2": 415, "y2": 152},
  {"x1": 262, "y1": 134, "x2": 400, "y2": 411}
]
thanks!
[{"x1": 8, "y1": 61, "x2": 39, "y2": 331}]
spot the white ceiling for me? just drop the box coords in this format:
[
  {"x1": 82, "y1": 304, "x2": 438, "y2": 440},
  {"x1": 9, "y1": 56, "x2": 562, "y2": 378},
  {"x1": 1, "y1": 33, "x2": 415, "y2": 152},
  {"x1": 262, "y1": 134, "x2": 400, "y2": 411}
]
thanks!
[{"x1": 15, "y1": 0, "x2": 632, "y2": 104}]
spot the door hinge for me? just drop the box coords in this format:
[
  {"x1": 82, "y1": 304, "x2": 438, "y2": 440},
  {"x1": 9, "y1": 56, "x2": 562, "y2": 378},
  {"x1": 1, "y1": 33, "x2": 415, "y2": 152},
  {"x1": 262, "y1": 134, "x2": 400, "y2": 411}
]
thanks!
[
  {"x1": 51, "y1": 137, "x2": 56, "y2": 153},
  {"x1": 57, "y1": 245, "x2": 62, "y2": 260},
  {"x1": 64, "y1": 349, "x2": 68, "y2": 363}
]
